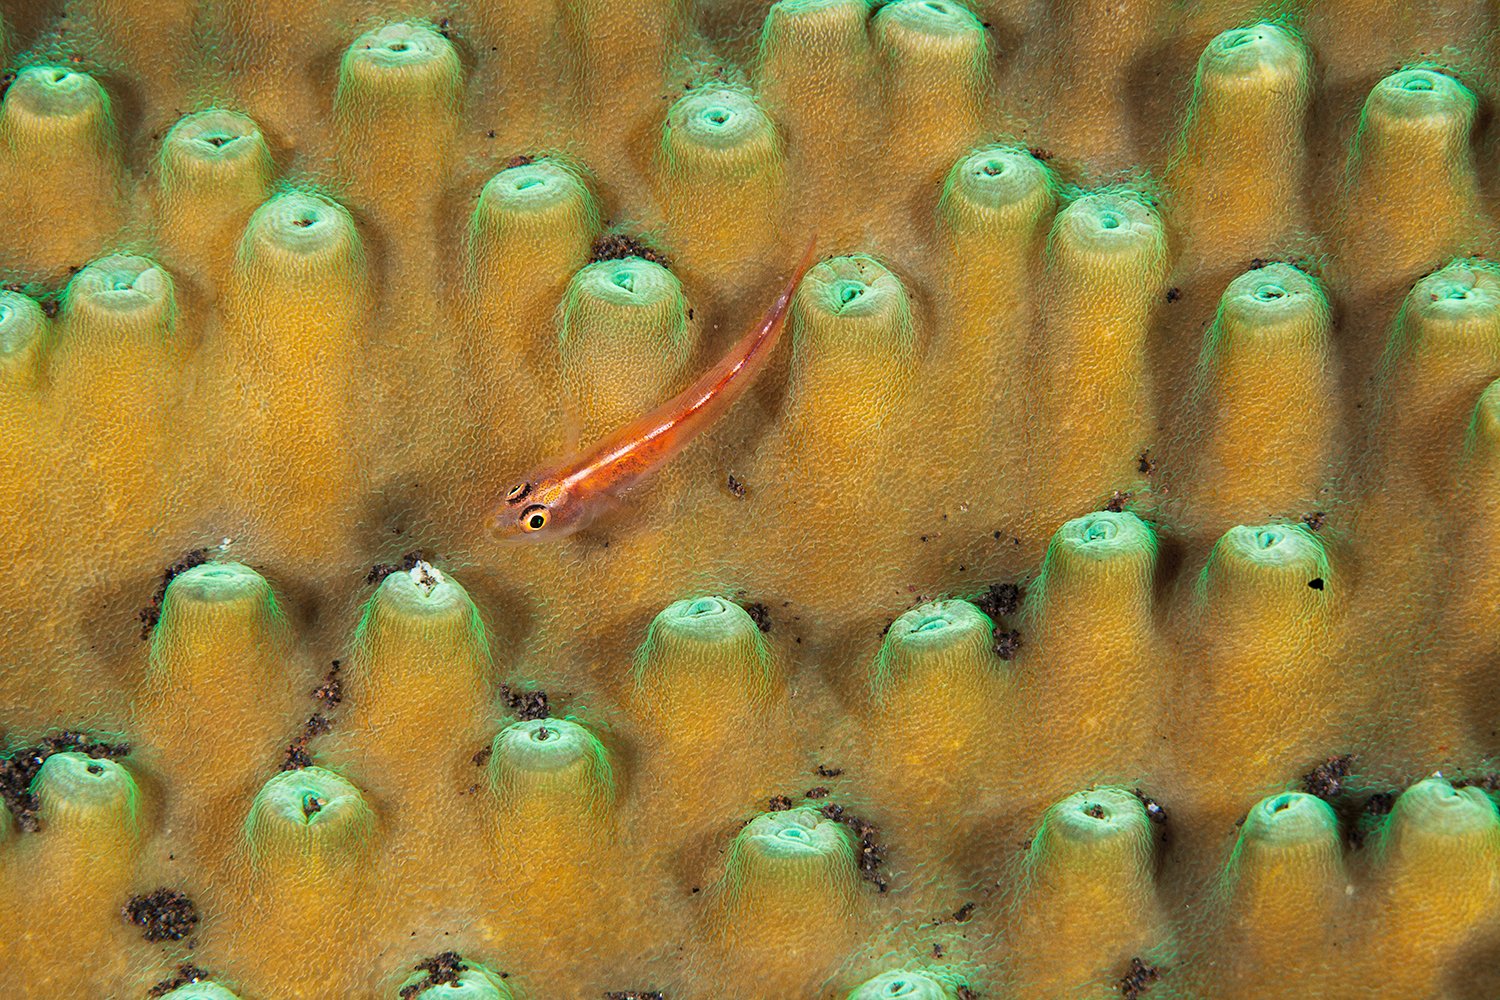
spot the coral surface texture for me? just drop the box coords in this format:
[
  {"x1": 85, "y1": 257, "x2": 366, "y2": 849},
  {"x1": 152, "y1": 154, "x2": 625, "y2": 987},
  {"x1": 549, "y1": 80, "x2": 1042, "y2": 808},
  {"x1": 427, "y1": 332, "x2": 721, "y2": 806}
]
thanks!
[{"x1": 3, "y1": 0, "x2": 1500, "y2": 997}]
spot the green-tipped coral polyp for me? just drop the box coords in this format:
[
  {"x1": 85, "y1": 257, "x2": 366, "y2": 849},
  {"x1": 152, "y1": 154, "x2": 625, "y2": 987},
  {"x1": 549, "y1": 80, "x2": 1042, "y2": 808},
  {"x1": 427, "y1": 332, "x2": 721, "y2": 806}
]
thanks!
[
  {"x1": 873, "y1": 599, "x2": 996, "y2": 702},
  {"x1": 634, "y1": 596, "x2": 776, "y2": 716},
  {"x1": 847, "y1": 969, "x2": 965, "y2": 1000},
  {"x1": 718, "y1": 805, "x2": 858, "y2": 917},
  {"x1": 486, "y1": 717, "x2": 615, "y2": 817},
  {"x1": 244, "y1": 766, "x2": 375, "y2": 881},
  {"x1": 33, "y1": 751, "x2": 141, "y2": 840}
]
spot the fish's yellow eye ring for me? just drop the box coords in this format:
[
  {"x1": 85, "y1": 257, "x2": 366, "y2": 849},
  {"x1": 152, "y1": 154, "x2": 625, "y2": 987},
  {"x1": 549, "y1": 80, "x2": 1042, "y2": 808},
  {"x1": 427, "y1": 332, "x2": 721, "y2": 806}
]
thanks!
[
  {"x1": 520, "y1": 504, "x2": 549, "y2": 532},
  {"x1": 505, "y1": 482, "x2": 533, "y2": 504}
]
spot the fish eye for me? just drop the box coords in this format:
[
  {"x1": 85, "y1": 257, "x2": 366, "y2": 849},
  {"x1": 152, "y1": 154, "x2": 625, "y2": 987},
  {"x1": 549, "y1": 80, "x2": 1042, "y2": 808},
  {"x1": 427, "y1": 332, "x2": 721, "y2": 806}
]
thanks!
[
  {"x1": 520, "y1": 504, "x2": 549, "y2": 532},
  {"x1": 505, "y1": 482, "x2": 533, "y2": 504}
]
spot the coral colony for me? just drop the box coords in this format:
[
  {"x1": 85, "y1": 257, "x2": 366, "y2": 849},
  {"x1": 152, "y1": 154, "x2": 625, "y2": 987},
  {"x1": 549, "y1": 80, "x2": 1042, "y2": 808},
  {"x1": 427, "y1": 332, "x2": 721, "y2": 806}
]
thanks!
[{"x1": 2, "y1": 1, "x2": 1500, "y2": 997}]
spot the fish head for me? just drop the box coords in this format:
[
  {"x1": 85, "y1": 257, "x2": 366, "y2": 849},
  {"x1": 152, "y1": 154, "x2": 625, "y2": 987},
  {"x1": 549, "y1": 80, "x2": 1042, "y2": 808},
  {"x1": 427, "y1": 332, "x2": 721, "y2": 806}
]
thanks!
[{"x1": 488, "y1": 475, "x2": 589, "y2": 542}]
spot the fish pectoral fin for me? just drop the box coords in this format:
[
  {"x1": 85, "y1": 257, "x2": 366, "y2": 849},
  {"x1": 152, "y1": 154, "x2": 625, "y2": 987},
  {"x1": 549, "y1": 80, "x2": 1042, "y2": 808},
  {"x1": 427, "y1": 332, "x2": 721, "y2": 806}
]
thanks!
[
  {"x1": 574, "y1": 491, "x2": 629, "y2": 536},
  {"x1": 595, "y1": 486, "x2": 633, "y2": 514}
]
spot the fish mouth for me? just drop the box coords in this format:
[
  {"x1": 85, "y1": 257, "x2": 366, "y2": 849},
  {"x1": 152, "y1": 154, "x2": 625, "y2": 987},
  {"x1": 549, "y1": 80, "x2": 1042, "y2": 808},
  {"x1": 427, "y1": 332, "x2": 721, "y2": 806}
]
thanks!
[{"x1": 486, "y1": 508, "x2": 522, "y2": 541}]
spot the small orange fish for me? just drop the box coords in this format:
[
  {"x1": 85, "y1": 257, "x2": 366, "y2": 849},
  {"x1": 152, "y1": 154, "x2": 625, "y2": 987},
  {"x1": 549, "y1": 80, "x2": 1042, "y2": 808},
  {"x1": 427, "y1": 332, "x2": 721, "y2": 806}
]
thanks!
[{"x1": 489, "y1": 237, "x2": 819, "y2": 541}]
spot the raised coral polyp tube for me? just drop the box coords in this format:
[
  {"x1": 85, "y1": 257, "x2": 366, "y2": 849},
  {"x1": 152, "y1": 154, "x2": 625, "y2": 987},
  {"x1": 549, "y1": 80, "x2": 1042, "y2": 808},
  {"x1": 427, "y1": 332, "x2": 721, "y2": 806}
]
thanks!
[
  {"x1": 34, "y1": 752, "x2": 142, "y2": 852},
  {"x1": 1021, "y1": 511, "x2": 1159, "y2": 789},
  {"x1": 932, "y1": 145, "x2": 1055, "y2": 460},
  {"x1": 0, "y1": 288, "x2": 45, "y2": 386},
  {"x1": 343, "y1": 564, "x2": 493, "y2": 803},
  {"x1": 658, "y1": 86, "x2": 786, "y2": 274},
  {"x1": 709, "y1": 804, "x2": 861, "y2": 992},
  {"x1": 0, "y1": 752, "x2": 145, "y2": 993},
  {"x1": 481, "y1": 715, "x2": 618, "y2": 923},
  {"x1": 221, "y1": 190, "x2": 367, "y2": 563},
  {"x1": 467, "y1": 158, "x2": 601, "y2": 367},
  {"x1": 154, "y1": 982, "x2": 243, "y2": 1000},
  {"x1": 1339, "y1": 67, "x2": 1479, "y2": 292},
  {"x1": 1377, "y1": 260, "x2": 1500, "y2": 493},
  {"x1": 244, "y1": 765, "x2": 376, "y2": 883},
  {"x1": 392, "y1": 959, "x2": 516, "y2": 1000},
  {"x1": 633, "y1": 596, "x2": 776, "y2": 739},
  {"x1": 1199, "y1": 791, "x2": 1346, "y2": 997},
  {"x1": 1034, "y1": 192, "x2": 1165, "y2": 516},
  {"x1": 236, "y1": 765, "x2": 377, "y2": 994},
  {"x1": 754, "y1": 0, "x2": 877, "y2": 240},
  {"x1": 156, "y1": 110, "x2": 275, "y2": 283},
  {"x1": 334, "y1": 20, "x2": 463, "y2": 242},
  {"x1": 137, "y1": 561, "x2": 296, "y2": 843},
  {"x1": 1189, "y1": 523, "x2": 1341, "y2": 807},
  {"x1": 485, "y1": 717, "x2": 614, "y2": 824},
  {"x1": 1362, "y1": 778, "x2": 1500, "y2": 993},
  {"x1": 1191, "y1": 262, "x2": 1337, "y2": 530},
  {"x1": 557, "y1": 255, "x2": 695, "y2": 440},
  {"x1": 785, "y1": 253, "x2": 917, "y2": 447},
  {"x1": 51, "y1": 254, "x2": 180, "y2": 535},
  {"x1": 872, "y1": 0, "x2": 989, "y2": 186},
  {"x1": 1167, "y1": 22, "x2": 1311, "y2": 263},
  {"x1": 1011, "y1": 787, "x2": 1161, "y2": 997},
  {"x1": 0, "y1": 67, "x2": 123, "y2": 271}
]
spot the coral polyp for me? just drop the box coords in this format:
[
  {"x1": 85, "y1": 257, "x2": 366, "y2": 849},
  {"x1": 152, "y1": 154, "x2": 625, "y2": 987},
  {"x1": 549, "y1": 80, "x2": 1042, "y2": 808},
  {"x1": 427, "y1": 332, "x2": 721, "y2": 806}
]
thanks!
[{"x1": 2, "y1": 0, "x2": 1500, "y2": 997}]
